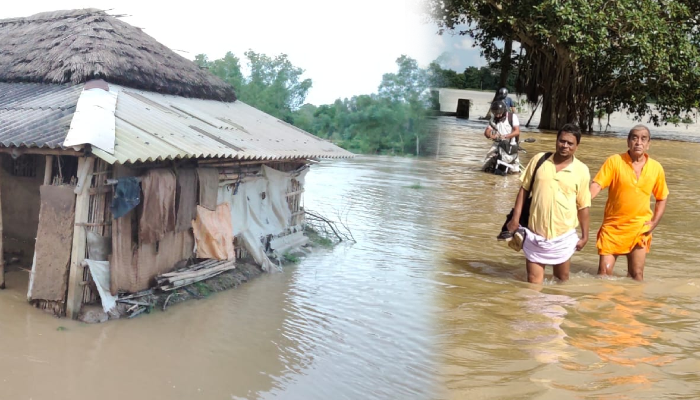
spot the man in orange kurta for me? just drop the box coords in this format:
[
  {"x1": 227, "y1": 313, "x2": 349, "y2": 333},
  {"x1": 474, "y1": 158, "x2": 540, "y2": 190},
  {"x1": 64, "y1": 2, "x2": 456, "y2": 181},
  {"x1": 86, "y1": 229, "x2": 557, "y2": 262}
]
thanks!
[{"x1": 591, "y1": 124, "x2": 669, "y2": 281}]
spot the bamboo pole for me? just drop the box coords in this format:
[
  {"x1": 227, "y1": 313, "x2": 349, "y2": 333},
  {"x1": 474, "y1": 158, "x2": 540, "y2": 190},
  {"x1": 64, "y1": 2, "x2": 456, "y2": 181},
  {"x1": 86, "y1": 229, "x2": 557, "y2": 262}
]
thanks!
[
  {"x1": 159, "y1": 264, "x2": 234, "y2": 284},
  {"x1": 0, "y1": 162, "x2": 5, "y2": 289},
  {"x1": 73, "y1": 157, "x2": 94, "y2": 195},
  {"x1": 0, "y1": 148, "x2": 84, "y2": 157},
  {"x1": 43, "y1": 155, "x2": 53, "y2": 186},
  {"x1": 95, "y1": 160, "x2": 107, "y2": 236},
  {"x1": 66, "y1": 157, "x2": 95, "y2": 319},
  {"x1": 197, "y1": 159, "x2": 264, "y2": 166},
  {"x1": 84, "y1": 161, "x2": 98, "y2": 304}
]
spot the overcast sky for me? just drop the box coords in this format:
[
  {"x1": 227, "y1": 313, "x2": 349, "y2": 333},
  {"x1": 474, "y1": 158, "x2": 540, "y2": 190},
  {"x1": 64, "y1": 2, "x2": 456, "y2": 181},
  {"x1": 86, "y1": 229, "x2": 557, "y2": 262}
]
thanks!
[
  {"x1": 434, "y1": 31, "x2": 488, "y2": 71},
  {"x1": 2, "y1": 2, "x2": 483, "y2": 105}
]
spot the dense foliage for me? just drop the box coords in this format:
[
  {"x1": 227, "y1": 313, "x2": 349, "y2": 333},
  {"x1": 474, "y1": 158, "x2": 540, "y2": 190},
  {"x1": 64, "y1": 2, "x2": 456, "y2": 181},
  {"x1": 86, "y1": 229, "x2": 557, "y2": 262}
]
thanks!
[
  {"x1": 426, "y1": 0, "x2": 700, "y2": 131},
  {"x1": 195, "y1": 51, "x2": 311, "y2": 124},
  {"x1": 428, "y1": 62, "x2": 516, "y2": 91},
  {"x1": 197, "y1": 52, "x2": 433, "y2": 155}
]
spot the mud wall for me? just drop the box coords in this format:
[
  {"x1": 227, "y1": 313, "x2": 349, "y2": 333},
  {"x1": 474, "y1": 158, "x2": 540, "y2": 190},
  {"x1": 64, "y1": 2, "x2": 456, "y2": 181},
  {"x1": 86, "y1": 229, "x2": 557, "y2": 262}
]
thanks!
[{"x1": 1, "y1": 154, "x2": 46, "y2": 243}]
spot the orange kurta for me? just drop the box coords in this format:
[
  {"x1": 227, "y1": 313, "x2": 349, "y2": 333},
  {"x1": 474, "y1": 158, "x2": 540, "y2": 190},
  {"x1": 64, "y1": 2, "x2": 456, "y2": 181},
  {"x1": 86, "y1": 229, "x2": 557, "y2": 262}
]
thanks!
[{"x1": 593, "y1": 152, "x2": 669, "y2": 255}]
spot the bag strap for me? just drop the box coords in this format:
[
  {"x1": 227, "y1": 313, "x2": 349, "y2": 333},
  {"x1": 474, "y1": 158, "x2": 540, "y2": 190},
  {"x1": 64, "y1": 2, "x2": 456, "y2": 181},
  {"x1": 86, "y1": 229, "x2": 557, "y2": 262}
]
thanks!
[
  {"x1": 527, "y1": 151, "x2": 552, "y2": 193},
  {"x1": 508, "y1": 112, "x2": 513, "y2": 129},
  {"x1": 507, "y1": 112, "x2": 520, "y2": 144}
]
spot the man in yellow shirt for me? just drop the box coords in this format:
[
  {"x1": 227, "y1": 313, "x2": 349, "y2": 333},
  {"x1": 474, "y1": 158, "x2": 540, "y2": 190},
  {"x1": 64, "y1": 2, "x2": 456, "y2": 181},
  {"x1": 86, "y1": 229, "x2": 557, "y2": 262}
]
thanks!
[
  {"x1": 506, "y1": 123, "x2": 591, "y2": 284},
  {"x1": 590, "y1": 124, "x2": 669, "y2": 281}
]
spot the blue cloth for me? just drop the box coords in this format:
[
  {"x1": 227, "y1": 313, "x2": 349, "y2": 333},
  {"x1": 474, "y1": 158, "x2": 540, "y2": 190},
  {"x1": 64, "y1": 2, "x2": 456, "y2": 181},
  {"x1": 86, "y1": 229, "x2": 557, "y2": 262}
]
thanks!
[{"x1": 111, "y1": 177, "x2": 141, "y2": 219}]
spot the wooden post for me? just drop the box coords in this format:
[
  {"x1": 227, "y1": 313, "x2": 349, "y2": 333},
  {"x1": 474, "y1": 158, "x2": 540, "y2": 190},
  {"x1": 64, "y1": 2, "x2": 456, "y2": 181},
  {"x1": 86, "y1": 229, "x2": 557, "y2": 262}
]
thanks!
[
  {"x1": 66, "y1": 157, "x2": 94, "y2": 319},
  {"x1": 43, "y1": 155, "x2": 53, "y2": 185},
  {"x1": 0, "y1": 161, "x2": 5, "y2": 289}
]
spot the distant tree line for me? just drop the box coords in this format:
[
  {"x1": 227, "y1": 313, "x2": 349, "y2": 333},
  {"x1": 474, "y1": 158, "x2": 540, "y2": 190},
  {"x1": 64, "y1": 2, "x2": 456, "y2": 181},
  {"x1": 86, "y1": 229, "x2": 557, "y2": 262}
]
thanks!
[
  {"x1": 427, "y1": 62, "x2": 517, "y2": 93},
  {"x1": 196, "y1": 52, "x2": 433, "y2": 156}
]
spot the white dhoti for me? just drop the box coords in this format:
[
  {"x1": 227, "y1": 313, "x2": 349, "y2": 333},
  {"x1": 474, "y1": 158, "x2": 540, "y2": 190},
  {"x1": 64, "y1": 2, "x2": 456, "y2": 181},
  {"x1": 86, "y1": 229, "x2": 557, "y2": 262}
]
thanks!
[{"x1": 522, "y1": 228, "x2": 579, "y2": 265}]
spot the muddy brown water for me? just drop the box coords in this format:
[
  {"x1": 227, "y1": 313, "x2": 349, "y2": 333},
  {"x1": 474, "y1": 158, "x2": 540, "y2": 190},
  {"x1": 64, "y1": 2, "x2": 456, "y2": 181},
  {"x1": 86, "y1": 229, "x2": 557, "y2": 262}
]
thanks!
[
  {"x1": 1, "y1": 117, "x2": 699, "y2": 399},
  {"x1": 433, "y1": 117, "x2": 700, "y2": 399}
]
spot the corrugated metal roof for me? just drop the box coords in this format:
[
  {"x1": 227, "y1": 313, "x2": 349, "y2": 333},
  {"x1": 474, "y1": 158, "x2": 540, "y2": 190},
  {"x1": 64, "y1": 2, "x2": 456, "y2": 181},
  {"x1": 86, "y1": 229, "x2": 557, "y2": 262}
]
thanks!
[
  {"x1": 0, "y1": 82, "x2": 354, "y2": 163},
  {"x1": 0, "y1": 82, "x2": 83, "y2": 148},
  {"x1": 91, "y1": 85, "x2": 354, "y2": 164}
]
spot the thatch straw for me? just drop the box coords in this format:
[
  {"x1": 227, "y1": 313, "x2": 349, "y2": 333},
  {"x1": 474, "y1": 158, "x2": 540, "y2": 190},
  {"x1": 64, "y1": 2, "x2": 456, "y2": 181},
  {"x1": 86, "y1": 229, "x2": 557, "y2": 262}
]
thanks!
[{"x1": 0, "y1": 9, "x2": 237, "y2": 102}]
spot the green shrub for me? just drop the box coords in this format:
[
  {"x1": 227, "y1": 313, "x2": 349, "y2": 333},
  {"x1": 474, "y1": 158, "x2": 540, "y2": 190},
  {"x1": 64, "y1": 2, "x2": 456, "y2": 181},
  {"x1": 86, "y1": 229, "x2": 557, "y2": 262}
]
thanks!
[{"x1": 283, "y1": 253, "x2": 300, "y2": 263}]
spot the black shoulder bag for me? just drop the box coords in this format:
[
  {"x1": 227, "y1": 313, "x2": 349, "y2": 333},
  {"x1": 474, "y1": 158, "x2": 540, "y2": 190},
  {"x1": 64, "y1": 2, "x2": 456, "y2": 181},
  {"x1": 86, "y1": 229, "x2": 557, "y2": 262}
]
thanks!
[{"x1": 498, "y1": 152, "x2": 552, "y2": 235}]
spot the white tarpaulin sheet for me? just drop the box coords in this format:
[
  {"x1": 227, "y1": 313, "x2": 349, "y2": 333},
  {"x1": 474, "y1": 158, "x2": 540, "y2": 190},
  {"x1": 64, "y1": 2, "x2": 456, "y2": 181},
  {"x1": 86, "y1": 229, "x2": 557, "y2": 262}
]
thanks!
[
  {"x1": 218, "y1": 165, "x2": 308, "y2": 272},
  {"x1": 63, "y1": 85, "x2": 118, "y2": 154},
  {"x1": 85, "y1": 259, "x2": 117, "y2": 313}
]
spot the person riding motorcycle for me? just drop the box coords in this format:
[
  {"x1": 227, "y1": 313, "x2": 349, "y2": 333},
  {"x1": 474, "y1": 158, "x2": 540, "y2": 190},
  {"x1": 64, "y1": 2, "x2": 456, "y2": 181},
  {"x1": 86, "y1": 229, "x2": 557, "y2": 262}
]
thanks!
[
  {"x1": 482, "y1": 100, "x2": 521, "y2": 175},
  {"x1": 495, "y1": 87, "x2": 516, "y2": 113}
]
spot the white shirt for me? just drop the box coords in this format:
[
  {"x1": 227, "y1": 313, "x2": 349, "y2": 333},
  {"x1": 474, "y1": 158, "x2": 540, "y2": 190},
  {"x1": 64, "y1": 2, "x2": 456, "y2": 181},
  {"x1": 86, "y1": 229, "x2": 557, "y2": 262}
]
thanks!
[{"x1": 494, "y1": 113, "x2": 520, "y2": 145}]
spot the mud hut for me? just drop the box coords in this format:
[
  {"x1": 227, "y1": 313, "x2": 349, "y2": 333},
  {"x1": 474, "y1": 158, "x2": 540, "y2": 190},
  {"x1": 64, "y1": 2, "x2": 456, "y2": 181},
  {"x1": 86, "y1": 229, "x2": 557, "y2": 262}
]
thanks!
[{"x1": 0, "y1": 9, "x2": 352, "y2": 319}]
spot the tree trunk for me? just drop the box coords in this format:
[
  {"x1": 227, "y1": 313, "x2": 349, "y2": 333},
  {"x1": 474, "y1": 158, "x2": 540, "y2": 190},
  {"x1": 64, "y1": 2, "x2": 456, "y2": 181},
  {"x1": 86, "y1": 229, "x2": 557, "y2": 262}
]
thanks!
[
  {"x1": 499, "y1": 40, "x2": 512, "y2": 88},
  {"x1": 537, "y1": 58, "x2": 579, "y2": 131}
]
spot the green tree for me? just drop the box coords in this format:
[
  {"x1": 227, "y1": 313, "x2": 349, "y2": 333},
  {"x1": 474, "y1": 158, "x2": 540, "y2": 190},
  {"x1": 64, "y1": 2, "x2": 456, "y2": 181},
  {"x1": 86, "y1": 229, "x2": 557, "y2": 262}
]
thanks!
[
  {"x1": 378, "y1": 55, "x2": 432, "y2": 155},
  {"x1": 426, "y1": 0, "x2": 700, "y2": 131},
  {"x1": 292, "y1": 103, "x2": 317, "y2": 134},
  {"x1": 200, "y1": 51, "x2": 434, "y2": 155},
  {"x1": 428, "y1": 62, "x2": 466, "y2": 88},
  {"x1": 199, "y1": 52, "x2": 245, "y2": 95},
  {"x1": 243, "y1": 51, "x2": 312, "y2": 122},
  {"x1": 197, "y1": 50, "x2": 312, "y2": 123},
  {"x1": 463, "y1": 66, "x2": 481, "y2": 89}
]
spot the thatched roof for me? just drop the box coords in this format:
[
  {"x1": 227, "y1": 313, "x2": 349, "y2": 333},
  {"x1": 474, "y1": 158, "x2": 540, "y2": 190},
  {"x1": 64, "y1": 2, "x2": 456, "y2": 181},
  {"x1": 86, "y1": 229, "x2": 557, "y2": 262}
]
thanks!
[{"x1": 0, "y1": 9, "x2": 237, "y2": 101}]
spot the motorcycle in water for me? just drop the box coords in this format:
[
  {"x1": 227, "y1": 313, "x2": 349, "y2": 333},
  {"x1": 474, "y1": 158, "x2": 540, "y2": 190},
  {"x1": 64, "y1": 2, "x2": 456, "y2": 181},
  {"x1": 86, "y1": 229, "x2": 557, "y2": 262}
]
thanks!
[{"x1": 482, "y1": 132, "x2": 535, "y2": 176}]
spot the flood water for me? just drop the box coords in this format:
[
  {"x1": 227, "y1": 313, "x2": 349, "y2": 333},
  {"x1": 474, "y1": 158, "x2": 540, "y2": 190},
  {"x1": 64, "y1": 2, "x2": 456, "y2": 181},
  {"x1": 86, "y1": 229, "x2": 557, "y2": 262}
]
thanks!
[
  {"x1": 1, "y1": 117, "x2": 700, "y2": 399},
  {"x1": 432, "y1": 117, "x2": 700, "y2": 399}
]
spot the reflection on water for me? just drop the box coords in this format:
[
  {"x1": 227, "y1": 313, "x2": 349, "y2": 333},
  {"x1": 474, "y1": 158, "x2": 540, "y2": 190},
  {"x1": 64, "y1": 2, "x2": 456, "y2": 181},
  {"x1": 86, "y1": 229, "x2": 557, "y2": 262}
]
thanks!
[
  {"x1": 514, "y1": 290, "x2": 575, "y2": 365},
  {"x1": 1, "y1": 116, "x2": 700, "y2": 399}
]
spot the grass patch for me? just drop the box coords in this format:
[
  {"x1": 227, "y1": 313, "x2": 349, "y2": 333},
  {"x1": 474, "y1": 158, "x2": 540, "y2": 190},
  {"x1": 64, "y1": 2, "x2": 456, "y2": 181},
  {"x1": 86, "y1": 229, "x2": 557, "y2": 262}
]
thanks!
[
  {"x1": 56, "y1": 326, "x2": 67, "y2": 331},
  {"x1": 316, "y1": 237, "x2": 333, "y2": 248},
  {"x1": 193, "y1": 282, "x2": 212, "y2": 297},
  {"x1": 283, "y1": 252, "x2": 300, "y2": 263},
  {"x1": 305, "y1": 227, "x2": 335, "y2": 248}
]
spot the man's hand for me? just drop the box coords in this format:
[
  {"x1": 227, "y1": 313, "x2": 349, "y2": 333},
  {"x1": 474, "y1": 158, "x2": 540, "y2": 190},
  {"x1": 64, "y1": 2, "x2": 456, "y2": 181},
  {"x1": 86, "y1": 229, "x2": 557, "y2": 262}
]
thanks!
[
  {"x1": 490, "y1": 131, "x2": 502, "y2": 141},
  {"x1": 506, "y1": 218, "x2": 519, "y2": 233},
  {"x1": 643, "y1": 220, "x2": 659, "y2": 234},
  {"x1": 575, "y1": 236, "x2": 588, "y2": 251}
]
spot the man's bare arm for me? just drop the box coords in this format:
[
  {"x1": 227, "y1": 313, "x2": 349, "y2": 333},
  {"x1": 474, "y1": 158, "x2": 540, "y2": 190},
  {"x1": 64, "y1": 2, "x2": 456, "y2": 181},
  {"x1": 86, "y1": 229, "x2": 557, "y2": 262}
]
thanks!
[
  {"x1": 576, "y1": 207, "x2": 590, "y2": 251},
  {"x1": 645, "y1": 198, "x2": 668, "y2": 233},
  {"x1": 504, "y1": 125, "x2": 520, "y2": 140},
  {"x1": 506, "y1": 187, "x2": 527, "y2": 232}
]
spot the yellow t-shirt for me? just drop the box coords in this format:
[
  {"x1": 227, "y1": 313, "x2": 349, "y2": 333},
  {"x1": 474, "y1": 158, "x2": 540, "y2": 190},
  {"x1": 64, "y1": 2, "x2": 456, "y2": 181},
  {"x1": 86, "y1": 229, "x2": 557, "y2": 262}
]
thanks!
[
  {"x1": 593, "y1": 152, "x2": 669, "y2": 254},
  {"x1": 520, "y1": 152, "x2": 591, "y2": 239}
]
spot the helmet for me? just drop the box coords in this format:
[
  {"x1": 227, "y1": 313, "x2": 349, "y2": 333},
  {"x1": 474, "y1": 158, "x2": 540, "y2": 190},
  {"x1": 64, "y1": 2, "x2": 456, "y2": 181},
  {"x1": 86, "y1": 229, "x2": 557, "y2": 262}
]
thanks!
[
  {"x1": 496, "y1": 87, "x2": 508, "y2": 100},
  {"x1": 490, "y1": 100, "x2": 507, "y2": 119}
]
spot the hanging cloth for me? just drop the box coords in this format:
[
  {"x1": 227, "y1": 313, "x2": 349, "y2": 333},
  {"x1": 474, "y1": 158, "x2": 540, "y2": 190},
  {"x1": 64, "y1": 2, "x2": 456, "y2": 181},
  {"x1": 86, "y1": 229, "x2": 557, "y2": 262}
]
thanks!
[
  {"x1": 139, "y1": 169, "x2": 177, "y2": 244},
  {"x1": 197, "y1": 167, "x2": 218, "y2": 211},
  {"x1": 175, "y1": 168, "x2": 198, "y2": 232},
  {"x1": 111, "y1": 177, "x2": 141, "y2": 219}
]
